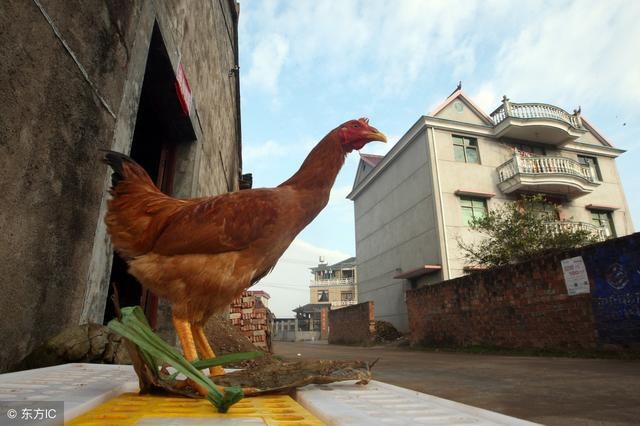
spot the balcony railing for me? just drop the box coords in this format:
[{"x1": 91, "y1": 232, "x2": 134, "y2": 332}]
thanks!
[
  {"x1": 310, "y1": 277, "x2": 355, "y2": 286},
  {"x1": 491, "y1": 99, "x2": 582, "y2": 129},
  {"x1": 498, "y1": 154, "x2": 594, "y2": 183},
  {"x1": 544, "y1": 220, "x2": 609, "y2": 241},
  {"x1": 331, "y1": 300, "x2": 357, "y2": 308}
]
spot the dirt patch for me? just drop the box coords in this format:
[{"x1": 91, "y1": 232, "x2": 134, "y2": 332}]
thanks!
[{"x1": 205, "y1": 313, "x2": 273, "y2": 369}]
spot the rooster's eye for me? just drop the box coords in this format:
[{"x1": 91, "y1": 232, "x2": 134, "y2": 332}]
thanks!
[{"x1": 352, "y1": 123, "x2": 359, "y2": 127}]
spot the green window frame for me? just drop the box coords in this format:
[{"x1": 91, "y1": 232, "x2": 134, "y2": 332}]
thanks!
[
  {"x1": 453, "y1": 135, "x2": 480, "y2": 164},
  {"x1": 460, "y1": 196, "x2": 488, "y2": 225},
  {"x1": 591, "y1": 210, "x2": 615, "y2": 238}
]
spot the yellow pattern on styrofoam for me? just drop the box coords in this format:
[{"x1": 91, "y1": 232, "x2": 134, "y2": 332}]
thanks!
[{"x1": 65, "y1": 393, "x2": 325, "y2": 425}]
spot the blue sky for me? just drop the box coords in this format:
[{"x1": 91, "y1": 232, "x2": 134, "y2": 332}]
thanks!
[{"x1": 238, "y1": 0, "x2": 640, "y2": 317}]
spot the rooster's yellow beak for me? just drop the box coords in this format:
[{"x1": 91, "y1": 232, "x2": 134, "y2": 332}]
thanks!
[{"x1": 368, "y1": 130, "x2": 387, "y2": 143}]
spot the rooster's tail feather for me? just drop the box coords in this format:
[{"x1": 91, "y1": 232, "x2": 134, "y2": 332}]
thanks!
[
  {"x1": 101, "y1": 150, "x2": 132, "y2": 187},
  {"x1": 101, "y1": 150, "x2": 151, "y2": 189},
  {"x1": 101, "y1": 150, "x2": 173, "y2": 258}
]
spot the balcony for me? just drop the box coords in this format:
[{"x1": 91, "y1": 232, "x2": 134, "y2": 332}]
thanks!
[
  {"x1": 310, "y1": 277, "x2": 355, "y2": 287},
  {"x1": 491, "y1": 97, "x2": 586, "y2": 144},
  {"x1": 497, "y1": 154, "x2": 599, "y2": 198},
  {"x1": 311, "y1": 278, "x2": 354, "y2": 287},
  {"x1": 331, "y1": 300, "x2": 357, "y2": 309},
  {"x1": 544, "y1": 221, "x2": 609, "y2": 241}
]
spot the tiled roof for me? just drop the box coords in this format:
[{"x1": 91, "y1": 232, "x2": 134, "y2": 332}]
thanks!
[{"x1": 293, "y1": 303, "x2": 330, "y2": 313}]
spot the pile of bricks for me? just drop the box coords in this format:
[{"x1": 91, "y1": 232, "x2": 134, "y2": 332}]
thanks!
[{"x1": 229, "y1": 291, "x2": 271, "y2": 351}]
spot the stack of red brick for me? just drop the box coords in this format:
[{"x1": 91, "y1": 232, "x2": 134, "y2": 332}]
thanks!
[{"x1": 229, "y1": 291, "x2": 271, "y2": 351}]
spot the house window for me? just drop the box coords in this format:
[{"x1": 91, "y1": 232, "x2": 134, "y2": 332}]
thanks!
[
  {"x1": 532, "y1": 201, "x2": 559, "y2": 220},
  {"x1": 591, "y1": 211, "x2": 615, "y2": 238},
  {"x1": 578, "y1": 155, "x2": 602, "y2": 181},
  {"x1": 453, "y1": 136, "x2": 479, "y2": 164},
  {"x1": 460, "y1": 197, "x2": 488, "y2": 225},
  {"x1": 317, "y1": 290, "x2": 329, "y2": 302},
  {"x1": 341, "y1": 292, "x2": 353, "y2": 301}
]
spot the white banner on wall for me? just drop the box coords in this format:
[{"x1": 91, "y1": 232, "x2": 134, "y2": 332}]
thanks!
[{"x1": 561, "y1": 256, "x2": 590, "y2": 296}]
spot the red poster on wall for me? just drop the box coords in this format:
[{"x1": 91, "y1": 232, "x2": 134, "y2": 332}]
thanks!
[
  {"x1": 320, "y1": 307, "x2": 329, "y2": 339},
  {"x1": 175, "y1": 63, "x2": 192, "y2": 116}
]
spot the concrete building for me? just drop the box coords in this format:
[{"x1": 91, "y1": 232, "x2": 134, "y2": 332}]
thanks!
[
  {"x1": 0, "y1": 1, "x2": 241, "y2": 372},
  {"x1": 272, "y1": 257, "x2": 358, "y2": 342},
  {"x1": 309, "y1": 257, "x2": 358, "y2": 309},
  {"x1": 348, "y1": 89, "x2": 634, "y2": 332}
]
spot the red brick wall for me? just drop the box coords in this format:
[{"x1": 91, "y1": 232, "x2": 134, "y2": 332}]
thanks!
[
  {"x1": 407, "y1": 233, "x2": 640, "y2": 351},
  {"x1": 328, "y1": 302, "x2": 375, "y2": 345},
  {"x1": 407, "y1": 257, "x2": 596, "y2": 350}
]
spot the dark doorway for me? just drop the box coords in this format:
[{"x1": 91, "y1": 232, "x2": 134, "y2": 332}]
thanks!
[{"x1": 104, "y1": 23, "x2": 196, "y2": 328}]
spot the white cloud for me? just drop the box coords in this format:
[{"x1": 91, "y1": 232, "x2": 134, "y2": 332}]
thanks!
[
  {"x1": 243, "y1": 0, "x2": 640, "y2": 111},
  {"x1": 245, "y1": 33, "x2": 289, "y2": 94},
  {"x1": 241, "y1": 0, "x2": 490, "y2": 97},
  {"x1": 470, "y1": 83, "x2": 499, "y2": 114},
  {"x1": 244, "y1": 140, "x2": 287, "y2": 161},
  {"x1": 483, "y1": 0, "x2": 640, "y2": 109}
]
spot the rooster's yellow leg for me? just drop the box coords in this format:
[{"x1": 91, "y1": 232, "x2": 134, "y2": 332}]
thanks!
[
  {"x1": 172, "y1": 315, "x2": 208, "y2": 396},
  {"x1": 192, "y1": 324, "x2": 225, "y2": 377}
]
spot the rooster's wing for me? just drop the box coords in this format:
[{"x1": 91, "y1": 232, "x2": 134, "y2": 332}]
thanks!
[{"x1": 151, "y1": 188, "x2": 291, "y2": 256}]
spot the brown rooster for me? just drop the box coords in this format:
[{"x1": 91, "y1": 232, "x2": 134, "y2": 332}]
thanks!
[{"x1": 103, "y1": 118, "x2": 386, "y2": 391}]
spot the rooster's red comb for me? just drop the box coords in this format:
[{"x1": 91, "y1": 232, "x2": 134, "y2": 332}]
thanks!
[{"x1": 358, "y1": 117, "x2": 370, "y2": 125}]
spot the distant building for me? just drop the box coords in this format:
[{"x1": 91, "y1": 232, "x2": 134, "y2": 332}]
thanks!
[
  {"x1": 272, "y1": 257, "x2": 358, "y2": 341},
  {"x1": 309, "y1": 257, "x2": 358, "y2": 309},
  {"x1": 349, "y1": 89, "x2": 634, "y2": 332},
  {"x1": 292, "y1": 304, "x2": 325, "y2": 326}
]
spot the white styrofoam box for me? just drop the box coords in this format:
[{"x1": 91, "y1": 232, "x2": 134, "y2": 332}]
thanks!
[
  {"x1": 0, "y1": 363, "x2": 139, "y2": 423},
  {"x1": 296, "y1": 380, "x2": 541, "y2": 426},
  {"x1": 1, "y1": 364, "x2": 540, "y2": 425},
  {"x1": 136, "y1": 418, "x2": 265, "y2": 425}
]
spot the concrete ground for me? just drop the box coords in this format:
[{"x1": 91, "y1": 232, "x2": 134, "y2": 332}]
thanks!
[{"x1": 273, "y1": 341, "x2": 640, "y2": 426}]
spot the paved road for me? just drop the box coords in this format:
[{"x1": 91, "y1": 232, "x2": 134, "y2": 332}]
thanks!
[{"x1": 273, "y1": 341, "x2": 640, "y2": 425}]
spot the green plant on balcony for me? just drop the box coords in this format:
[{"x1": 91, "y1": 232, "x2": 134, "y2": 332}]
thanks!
[{"x1": 457, "y1": 194, "x2": 601, "y2": 268}]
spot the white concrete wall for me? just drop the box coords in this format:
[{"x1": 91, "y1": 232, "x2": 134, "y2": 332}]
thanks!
[{"x1": 354, "y1": 129, "x2": 441, "y2": 332}]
